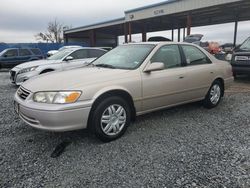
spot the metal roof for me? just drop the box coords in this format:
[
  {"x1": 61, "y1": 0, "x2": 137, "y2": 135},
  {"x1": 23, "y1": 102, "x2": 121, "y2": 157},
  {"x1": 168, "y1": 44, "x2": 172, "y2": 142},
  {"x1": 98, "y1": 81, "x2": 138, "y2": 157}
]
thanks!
[
  {"x1": 125, "y1": 0, "x2": 177, "y2": 14},
  {"x1": 64, "y1": 17, "x2": 125, "y2": 34},
  {"x1": 65, "y1": 0, "x2": 249, "y2": 36}
]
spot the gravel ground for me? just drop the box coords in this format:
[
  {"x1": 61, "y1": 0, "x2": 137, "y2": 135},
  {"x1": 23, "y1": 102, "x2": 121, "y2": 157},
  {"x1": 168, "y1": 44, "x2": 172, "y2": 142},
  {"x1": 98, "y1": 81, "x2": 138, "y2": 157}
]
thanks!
[{"x1": 0, "y1": 71, "x2": 250, "y2": 188}]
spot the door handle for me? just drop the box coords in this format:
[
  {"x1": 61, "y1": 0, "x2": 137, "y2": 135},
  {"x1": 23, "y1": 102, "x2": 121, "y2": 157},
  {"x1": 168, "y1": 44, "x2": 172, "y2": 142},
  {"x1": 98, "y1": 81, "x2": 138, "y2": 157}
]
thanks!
[
  {"x1": 179, "y1": 76, "x2": 184, "y2": 79},
  {"x1": 210, "y1": 71, "x2": 214, "y2": 74}
]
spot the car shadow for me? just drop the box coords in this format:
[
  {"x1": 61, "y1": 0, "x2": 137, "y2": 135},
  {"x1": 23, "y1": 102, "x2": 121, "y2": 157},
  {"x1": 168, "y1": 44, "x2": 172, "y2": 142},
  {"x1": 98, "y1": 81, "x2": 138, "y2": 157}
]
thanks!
[{"x1": 234, "y1": 75, "x2": 250, "y2": 83}]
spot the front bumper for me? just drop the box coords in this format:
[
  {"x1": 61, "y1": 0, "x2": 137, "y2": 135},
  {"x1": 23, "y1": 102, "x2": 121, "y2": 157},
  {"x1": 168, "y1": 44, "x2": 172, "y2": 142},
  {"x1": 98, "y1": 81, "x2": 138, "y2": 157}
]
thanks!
[
  {"x1": 14, "y1": 91, "x2": 93, "y2": 132},
  {"x1": 232, "y1": 65, "x2": 250, "y2": 75},
  {"x1": 10, "y1": 68, "x2": 40, "y2": 85}
]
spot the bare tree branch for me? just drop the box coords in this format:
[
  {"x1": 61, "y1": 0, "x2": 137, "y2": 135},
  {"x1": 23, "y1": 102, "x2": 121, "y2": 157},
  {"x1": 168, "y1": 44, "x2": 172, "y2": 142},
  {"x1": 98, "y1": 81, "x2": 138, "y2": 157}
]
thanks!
[{"x1": 35, "y1": 19, "x2": 69, "y2": 43}]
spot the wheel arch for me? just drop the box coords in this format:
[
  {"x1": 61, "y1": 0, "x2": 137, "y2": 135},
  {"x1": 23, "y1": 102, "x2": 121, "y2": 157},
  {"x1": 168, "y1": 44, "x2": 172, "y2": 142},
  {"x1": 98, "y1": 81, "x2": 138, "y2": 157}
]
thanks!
[
  {"x1": 39, "y1": 68, "x2": 55, "y2": 74},
  {"x1": 87, "y1": 88, "x2": 136, "y2": 129},
  {"x1": 213, "y1": 77, "x2": 225, "y2": 96}
]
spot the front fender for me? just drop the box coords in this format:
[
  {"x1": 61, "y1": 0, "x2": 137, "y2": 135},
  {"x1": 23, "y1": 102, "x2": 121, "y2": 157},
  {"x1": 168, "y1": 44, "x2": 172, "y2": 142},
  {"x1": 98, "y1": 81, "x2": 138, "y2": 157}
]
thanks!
[{"x1": 93, "y1": 85, "x2": 133, "y2": 100}]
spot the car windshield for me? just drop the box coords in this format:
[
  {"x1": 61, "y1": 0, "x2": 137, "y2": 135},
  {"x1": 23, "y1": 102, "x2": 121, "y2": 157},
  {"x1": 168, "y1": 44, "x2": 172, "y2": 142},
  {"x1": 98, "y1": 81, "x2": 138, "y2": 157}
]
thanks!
[
  {"x1": 47, "y1": 49, "x2": 74, "y2": 60},
  {"x1": 239, "y1": 37, "x2": 250, "y2": 50},
  {"x1": 93, "y1": 44, "x2": 155, "y2": 69}
]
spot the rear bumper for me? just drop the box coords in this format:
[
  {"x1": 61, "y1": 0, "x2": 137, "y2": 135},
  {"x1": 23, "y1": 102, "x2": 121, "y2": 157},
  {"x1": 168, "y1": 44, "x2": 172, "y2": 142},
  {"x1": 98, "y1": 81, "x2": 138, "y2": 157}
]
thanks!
[
  {"x1": 14, "y1": 92, "x2": 92, "y2": 132},
  {"x1": 224, "y1": 76, "x2": 234, "y2": 89}
]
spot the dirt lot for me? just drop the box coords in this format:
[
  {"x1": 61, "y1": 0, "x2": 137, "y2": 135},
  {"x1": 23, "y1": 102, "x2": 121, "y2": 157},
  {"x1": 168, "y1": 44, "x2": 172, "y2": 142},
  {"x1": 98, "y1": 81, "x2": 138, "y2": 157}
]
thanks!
[{"x1": 0, "y1": 71, "x2": 250, "y2": 188}]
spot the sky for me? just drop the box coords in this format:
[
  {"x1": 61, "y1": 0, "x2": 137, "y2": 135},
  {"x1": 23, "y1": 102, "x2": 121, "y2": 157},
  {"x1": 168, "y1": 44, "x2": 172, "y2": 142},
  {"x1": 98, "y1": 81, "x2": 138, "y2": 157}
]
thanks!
[{"x1": 0, "y1": 0, "x2": 250, "y2": 45}]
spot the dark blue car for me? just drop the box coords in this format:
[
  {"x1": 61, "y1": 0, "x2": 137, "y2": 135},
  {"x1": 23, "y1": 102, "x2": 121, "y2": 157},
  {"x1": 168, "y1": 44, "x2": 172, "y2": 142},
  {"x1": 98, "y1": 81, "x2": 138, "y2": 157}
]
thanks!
[
  {"x1": 0, "y1": 48, "x2": 44, "y2": 69},
  {"x1": 231, "y1": 37, "x2": 250, "y2": 77}
]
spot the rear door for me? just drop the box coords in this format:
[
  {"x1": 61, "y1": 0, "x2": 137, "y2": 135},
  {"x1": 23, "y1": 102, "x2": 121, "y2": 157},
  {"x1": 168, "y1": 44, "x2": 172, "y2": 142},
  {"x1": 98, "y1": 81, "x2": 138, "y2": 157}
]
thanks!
[
  {"x1": 180, "y1": 45, "x2": 216, "y2": 99},
  {"x1": 18, "y1": 49, "x2": 33, "y2": 64},
  {"x1": 142, "y1": 44, "x2": 189, "y2": 111}
]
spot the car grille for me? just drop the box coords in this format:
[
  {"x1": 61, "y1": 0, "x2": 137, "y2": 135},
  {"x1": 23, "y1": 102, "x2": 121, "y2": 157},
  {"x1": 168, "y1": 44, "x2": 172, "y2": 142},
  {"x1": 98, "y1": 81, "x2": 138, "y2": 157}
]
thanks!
[
  {"x1": 10, "y1": 70, "x2": 16, "y2": 82},
  {"x1": 17, "y1": 87, "x2": 30, "y2": 100}
]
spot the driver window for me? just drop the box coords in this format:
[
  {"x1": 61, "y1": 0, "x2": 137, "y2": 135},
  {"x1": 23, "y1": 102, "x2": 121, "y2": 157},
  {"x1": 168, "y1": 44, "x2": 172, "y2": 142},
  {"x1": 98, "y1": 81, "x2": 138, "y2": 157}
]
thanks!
[
  {"x1": 70, "y1": 50, "x2": 88, "y2": 60},
  {"x1": 151, "y1": 45, "x2": 181, "y2": 69},
  {"x1": 4, "y1": 49, "x2": 18, "y2": 57}
]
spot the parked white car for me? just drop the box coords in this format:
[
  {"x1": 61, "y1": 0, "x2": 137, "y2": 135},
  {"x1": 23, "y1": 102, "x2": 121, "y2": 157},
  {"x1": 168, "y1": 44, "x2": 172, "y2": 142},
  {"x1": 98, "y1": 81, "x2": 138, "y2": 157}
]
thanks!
[
  {"x1": 10, "y1": 47, "x2": 107, "y2": 85},
  {"x1": 47, "y1": 45, "x2": 82, "y2": 57}
]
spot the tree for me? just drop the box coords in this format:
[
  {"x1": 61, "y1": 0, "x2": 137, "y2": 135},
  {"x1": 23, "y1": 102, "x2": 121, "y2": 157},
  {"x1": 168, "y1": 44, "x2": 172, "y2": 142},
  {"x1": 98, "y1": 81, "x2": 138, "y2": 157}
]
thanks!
[{"x1": 35, "y1": 19, "x2": 69, "y2": 43}]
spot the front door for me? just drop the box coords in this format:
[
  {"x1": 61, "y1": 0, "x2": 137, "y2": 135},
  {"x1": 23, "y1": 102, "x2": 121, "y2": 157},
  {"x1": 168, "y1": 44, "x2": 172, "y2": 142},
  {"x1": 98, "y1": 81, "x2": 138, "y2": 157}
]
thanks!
[
  {"x1": 1, "y1": 49, "x2": 18, "y2": 68},
  {"x1": 142, "y1": 44, "x2": 189, "y2": 111}
]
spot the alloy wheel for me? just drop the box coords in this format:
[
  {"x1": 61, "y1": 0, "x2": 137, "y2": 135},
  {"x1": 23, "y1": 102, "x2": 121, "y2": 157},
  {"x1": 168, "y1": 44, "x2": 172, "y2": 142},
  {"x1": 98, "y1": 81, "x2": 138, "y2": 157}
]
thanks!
[{"x1": 100, "y1": 104, "x2": 126, "y2": 136}]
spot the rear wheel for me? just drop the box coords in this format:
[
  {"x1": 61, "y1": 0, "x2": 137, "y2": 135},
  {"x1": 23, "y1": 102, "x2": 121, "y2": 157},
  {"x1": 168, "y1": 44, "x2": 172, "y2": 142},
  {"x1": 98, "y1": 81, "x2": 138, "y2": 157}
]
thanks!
[
  {"x1": 203, "y1": 80, "x2": 223, "y2": 109},
  {"x1": 90, "y1": 96, "x2": 131, "y2": 142}
]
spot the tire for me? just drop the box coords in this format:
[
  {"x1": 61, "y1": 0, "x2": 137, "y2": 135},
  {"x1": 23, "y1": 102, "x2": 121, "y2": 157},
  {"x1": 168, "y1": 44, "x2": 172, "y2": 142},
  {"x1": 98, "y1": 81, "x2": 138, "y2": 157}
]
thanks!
[
  {"x1": 90, "y1": 96, "x2": 131, "y2": 142},
  {"x1": 203, "y1": 80, "x2": 223, "y2": 109}
]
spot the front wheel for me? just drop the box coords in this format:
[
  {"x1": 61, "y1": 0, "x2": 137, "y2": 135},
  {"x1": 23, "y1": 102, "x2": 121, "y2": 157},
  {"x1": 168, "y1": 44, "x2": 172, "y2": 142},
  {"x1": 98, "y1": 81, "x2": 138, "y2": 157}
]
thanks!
[
  {"x1": 203, "y1": 80, "x2": 223, "y2": 109},
  {"x1": 90, "y1": 96, "x2": 131, "y2": 142}
]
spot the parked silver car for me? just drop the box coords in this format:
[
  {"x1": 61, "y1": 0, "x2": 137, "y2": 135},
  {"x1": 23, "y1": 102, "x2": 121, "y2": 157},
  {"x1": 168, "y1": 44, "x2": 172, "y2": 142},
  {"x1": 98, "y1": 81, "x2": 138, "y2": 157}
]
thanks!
[
  {"x1": 10, "y1": 47, "x2": 106, "y2": 85},
  {"x1": 47, "y1": 45, "x2": 82, "y2": 57},
  {"x1": 14, "y1": 42, "x2": 233, "y2": 142}
]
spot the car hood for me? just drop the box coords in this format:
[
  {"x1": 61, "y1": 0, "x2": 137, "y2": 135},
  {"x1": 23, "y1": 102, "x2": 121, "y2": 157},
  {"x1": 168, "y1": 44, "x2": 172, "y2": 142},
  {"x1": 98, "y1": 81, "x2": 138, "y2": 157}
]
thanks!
[
  {"x1": 21, "y1": 66, "x2": 131, "y2": 92},
  {"x1": 15, "y1": 59, "x2": 58, "y2": 69}
]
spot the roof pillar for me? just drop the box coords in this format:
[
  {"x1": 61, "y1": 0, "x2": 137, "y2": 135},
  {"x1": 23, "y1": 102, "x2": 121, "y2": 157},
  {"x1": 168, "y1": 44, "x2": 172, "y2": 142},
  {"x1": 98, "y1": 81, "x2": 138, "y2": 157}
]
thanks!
[
  {"x1": 178, "y1": 28, "x2": 181, "y2": 42},
  {"x1": 64, "y1": 34, "x2": 68, "y2": 44},
  {"x1": 233, "y1": 20, "x2": 238, "y2": 47},
  {"x1": 89, "y1": 30, "x2": 96, "y2": 47},
  {"x1": 142, "y1": 24, "x2": 147, "y2": 42},
  {"x1": 171, "y1": 29, "x2": 174, "y2": 41},
  {"x1": 128, "y1": 22, "x2": 132, "y2": 42},
  {"x1": 183, "y1": 28, "x2": 186, "y2": 40},
  {"x1": 124, "y1": 23, "x2": 128, "y2": 43},
  {"x1": 187, "y1": 14, "x2": 192, "y2": 36}
]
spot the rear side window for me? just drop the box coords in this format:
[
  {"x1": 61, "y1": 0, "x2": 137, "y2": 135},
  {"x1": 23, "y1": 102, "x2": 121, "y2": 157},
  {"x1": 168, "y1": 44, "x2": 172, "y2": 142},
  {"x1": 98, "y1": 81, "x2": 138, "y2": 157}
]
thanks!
[
  {"x1": 88, "y1": 49, "x2": 106, "y2": 58},
  {"x1": 70, "y1": 49, "x2": 88, "y2": 59},
  {"x1": 151, "y1": 45, "x2": 182, "y2": 69},
  {"x1": 19, "y1": 49, "x2": 32, "y2": 56},
  {"x1": 182, "y1": 45, "x2": 211, "y2": 65},
  {"x1": 4, "y1": 49, "x2": 18, "y2": 57},
  {"x1": 31, "y1": 48, "x2": 42, "y2": 55}
]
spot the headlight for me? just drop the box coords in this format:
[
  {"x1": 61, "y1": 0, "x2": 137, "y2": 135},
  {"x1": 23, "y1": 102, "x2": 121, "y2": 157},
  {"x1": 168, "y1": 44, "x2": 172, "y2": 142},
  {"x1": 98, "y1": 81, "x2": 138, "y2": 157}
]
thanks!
[
  {"x1": 33, "y1": 91, "x2": 82, "y2": 104},
  {"x1": 19, "y1": 66, "x2": 38, "y2": 74}
]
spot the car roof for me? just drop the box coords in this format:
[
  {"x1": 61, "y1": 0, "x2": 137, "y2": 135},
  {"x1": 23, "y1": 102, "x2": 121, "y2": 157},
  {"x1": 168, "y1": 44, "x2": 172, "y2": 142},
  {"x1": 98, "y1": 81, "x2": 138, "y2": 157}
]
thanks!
[
  {"x1": 72, "y1": 47, "x2": 107, "y2": 51},
  {"x1": 122, "y1": 41, "x2": 196, "y2": 46},
  {"x1": 4, "y1": 48, "x2": 39, "y2": 50}
]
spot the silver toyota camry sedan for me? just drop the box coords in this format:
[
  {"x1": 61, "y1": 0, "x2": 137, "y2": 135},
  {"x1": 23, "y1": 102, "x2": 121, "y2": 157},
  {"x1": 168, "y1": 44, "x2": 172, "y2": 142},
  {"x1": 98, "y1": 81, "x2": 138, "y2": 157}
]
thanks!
[{"x1": 14, "y1": 42, "x2": 233, "y2": 142}]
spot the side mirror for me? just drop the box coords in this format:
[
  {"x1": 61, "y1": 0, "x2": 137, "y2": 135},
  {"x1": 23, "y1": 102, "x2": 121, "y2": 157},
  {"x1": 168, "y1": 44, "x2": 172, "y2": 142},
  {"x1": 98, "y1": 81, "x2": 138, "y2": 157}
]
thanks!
[
  {"x1": 65, "y1": 56, "x2": 74, "y2": 61},
  {"x1": 144, "y1": 62, "x2": 165, "y2": 73},
  {"x1": 3, "y1": 54, "x2": 8, "y2": 58}
]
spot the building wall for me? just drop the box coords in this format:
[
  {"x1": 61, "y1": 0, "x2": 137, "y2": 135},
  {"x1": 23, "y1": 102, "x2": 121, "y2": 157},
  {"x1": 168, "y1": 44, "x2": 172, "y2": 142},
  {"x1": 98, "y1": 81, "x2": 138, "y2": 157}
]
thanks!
[{"x1": 125, "y1": 0, "x2": 241, "y2": 21}]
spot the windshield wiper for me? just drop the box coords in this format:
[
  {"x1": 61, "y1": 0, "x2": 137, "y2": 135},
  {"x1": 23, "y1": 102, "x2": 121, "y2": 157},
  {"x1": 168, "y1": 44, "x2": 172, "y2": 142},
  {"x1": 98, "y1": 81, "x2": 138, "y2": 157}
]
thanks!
[{"x1": 95, "y1": 64, "x2": 116, "y2": 69}]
